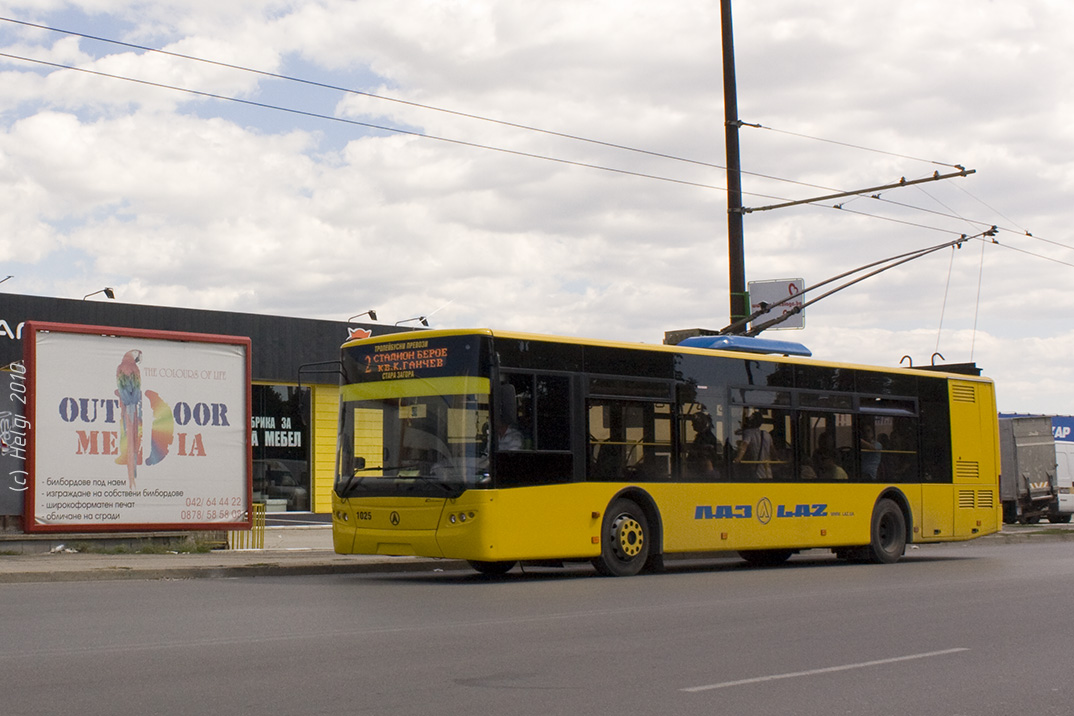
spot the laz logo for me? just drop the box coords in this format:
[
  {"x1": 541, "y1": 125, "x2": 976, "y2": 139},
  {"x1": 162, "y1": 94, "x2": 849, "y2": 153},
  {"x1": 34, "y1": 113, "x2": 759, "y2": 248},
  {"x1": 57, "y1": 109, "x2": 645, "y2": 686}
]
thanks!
[
  {"x1": 777, "y1": 503, "x2": 828, "y2": 518},
  {"x1": 695, "y1": 504, "x2": 752, "y2": 520},
  {"x1": 695, "y1": 502, "x2": 829, "y2": 521}
]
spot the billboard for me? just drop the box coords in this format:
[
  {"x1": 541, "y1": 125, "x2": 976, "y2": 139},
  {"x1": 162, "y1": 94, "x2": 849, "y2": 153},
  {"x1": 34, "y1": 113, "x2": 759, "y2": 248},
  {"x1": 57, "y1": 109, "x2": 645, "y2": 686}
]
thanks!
[{"x1": 24, "y1": 322, "x2": 252, "y2": 532}]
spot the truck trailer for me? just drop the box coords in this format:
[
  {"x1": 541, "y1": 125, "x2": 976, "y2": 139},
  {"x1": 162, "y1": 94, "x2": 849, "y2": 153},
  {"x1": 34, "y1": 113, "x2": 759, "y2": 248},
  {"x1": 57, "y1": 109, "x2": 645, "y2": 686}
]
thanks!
[{"x1": 998, "y1": 415, "x2": 1072, "y2": 524}]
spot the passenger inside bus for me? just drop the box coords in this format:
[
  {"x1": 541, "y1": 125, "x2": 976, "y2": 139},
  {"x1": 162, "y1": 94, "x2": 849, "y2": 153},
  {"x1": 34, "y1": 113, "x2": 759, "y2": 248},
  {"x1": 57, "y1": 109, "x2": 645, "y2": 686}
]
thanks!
[
  {"x1": 815, "y1": 448, "x2": 849, "y2": 480},
  {"x1": 686, "y1": 412, "x2": 721, "y2": 480},
  {"x1": 496, "y1": 383, "x2": 522, "y2": 451},
  {"x1": 860, "y1": 423, "x2": 882, "y2": 479},
  {"x1": 734, "y1": 412, "x2": 774, "y2": 480}
]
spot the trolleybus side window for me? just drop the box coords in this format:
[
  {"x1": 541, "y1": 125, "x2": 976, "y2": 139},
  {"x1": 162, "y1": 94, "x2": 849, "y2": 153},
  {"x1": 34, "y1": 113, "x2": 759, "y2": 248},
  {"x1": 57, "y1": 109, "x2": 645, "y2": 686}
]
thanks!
[
  {"x1": 680, "y1": 405, "x2": 725, "y2": 481},
  {"x1": 587, "y1": 397, "x2": 673, "y2": 482},
  {"x1": 494, "y1": 372, "x2": 574, "y2": 486},
  {"x1": 795, "y1": 364, "x2": 854, "y2": 393},
  {"x1": 858, "y1": 396, "x2": 919, "y2": 482},
  {"x1": 498, "y1": 372, "x2": 571, "y2": 452},
  {"x1": 677, "y1": 376, "x2": 729, "y2": 482},
  {"x1": 917, "y1": 377, "x2": 952, "y2": 482},
  {"x1": 730, "y1": 389, "x2": 793, "y2": 481},
  {"x1": 798, "y1": 410, "x2": 856, "y2": 481}
]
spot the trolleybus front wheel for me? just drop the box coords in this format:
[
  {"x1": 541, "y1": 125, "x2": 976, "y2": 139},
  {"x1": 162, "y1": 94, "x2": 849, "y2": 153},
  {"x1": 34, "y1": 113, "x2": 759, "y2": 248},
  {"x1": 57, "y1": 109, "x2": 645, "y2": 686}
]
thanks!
[{"x1": 593, "y1": 498, "x2": 650, "y2": 577}]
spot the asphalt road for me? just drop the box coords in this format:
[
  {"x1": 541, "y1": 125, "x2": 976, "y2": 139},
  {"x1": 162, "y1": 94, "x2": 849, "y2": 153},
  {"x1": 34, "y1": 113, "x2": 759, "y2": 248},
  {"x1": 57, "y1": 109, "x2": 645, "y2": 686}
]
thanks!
[{"x1": 2, "y1": 540, "x2": 1072, "y2": 716}]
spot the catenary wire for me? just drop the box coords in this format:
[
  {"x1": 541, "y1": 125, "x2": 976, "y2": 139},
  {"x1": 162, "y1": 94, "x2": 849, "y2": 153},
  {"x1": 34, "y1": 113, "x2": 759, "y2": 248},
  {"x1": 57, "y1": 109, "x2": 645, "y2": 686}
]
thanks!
[
  {"x1": 970, "y1": 240, "x2": 986, "y2": 360},
  {"x1": 936, "y1": 246, "x2": 956, "y2": 354},
  {"x1": 0, "y1": 16, "x2": 730, "y2": 172},
  {"x1": 3, "y1": 17, "x2": 1072, "y2": 263},
  {"x1": 2, "y1": 15, "x2": 1024, "y2": 239},
  {"x1": 742, "y1": 120, "x2": 963, "y2": 169},
  {"x1": 0, "y1": 51, "x2": 731, "y2": 193},
  {"x1": 0, "y1": 48, "x2": 980, "y2": 215},
  {"x1": 0, "y1": 16, "x2": 966, "y2": 195}
]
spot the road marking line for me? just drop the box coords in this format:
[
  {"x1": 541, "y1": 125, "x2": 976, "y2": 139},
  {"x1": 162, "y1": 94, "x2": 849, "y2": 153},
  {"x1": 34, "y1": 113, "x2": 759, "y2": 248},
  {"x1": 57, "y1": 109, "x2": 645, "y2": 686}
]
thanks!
[{"x1": 681, "y1": 647, "x2": 969, "y2": 693}]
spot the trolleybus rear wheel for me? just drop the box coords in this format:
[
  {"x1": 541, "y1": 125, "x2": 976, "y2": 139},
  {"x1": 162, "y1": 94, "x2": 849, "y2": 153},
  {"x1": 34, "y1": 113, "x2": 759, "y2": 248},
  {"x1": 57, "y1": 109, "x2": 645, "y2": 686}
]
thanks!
[
  {"x1": 467, "y1": 560, "x2": 517, "y2": 576},
  {"x1": 867, "y1": 498, "x2": 906, "y2": 564},
  {"x1": 593, "y1": 498, "x2": 650, "y2": 577}
]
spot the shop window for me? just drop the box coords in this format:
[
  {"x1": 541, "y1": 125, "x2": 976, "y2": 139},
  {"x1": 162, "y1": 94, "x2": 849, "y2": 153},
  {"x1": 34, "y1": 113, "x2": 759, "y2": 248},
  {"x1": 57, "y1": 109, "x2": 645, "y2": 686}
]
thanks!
[{"x1": 251, "y1": 384, "x2": 311, "y2": 511}]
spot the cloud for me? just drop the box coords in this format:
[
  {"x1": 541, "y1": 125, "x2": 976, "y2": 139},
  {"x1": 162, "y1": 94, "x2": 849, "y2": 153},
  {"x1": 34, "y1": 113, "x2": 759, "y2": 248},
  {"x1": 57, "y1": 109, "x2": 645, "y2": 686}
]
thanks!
[{"x1": 1, "y1": 1, "x2": 1072, "y2": 413}]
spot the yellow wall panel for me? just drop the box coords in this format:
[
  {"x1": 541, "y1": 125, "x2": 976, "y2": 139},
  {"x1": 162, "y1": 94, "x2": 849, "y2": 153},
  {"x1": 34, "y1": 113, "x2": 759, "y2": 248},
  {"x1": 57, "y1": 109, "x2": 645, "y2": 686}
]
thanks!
[{"x1": 311, "y1": 384, "x2": 340, "y2": 513}]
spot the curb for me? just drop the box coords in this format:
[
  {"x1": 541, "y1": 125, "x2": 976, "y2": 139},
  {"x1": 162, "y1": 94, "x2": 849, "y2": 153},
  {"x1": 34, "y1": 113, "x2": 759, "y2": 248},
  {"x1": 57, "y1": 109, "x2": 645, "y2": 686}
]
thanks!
[
  {"x1": 1, "y1": 528, "x2": 1070, "y2": 584},
  {"x1": 0, "y1": 558, "x2": 472, "y2": 584}
]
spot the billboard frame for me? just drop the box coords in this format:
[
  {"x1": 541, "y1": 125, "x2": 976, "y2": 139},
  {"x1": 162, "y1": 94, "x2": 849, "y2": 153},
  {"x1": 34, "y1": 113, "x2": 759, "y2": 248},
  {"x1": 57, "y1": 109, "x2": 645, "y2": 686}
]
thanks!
[{"x1": 23, "y1": 321, "x2": 253, "y2": 533}]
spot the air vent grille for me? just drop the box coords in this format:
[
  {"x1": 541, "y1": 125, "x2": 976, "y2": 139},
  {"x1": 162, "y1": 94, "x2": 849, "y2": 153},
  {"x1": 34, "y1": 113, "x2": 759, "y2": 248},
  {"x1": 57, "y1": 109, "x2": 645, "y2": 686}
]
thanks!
[
  {"x1": 951, "y1": 383, "x2": 977, "y2": 403},
  {"x1": 956, "y1": 488, "x2": 996, "y2": 510},
  {"x1": 955, "y1": 460, "x2": 980, "y2": 480}
]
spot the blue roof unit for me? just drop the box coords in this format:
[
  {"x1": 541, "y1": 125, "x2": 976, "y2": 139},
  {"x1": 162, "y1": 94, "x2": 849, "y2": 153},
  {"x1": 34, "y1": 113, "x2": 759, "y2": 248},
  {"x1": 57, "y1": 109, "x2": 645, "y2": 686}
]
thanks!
[{"x1": 678, "y1": 335, "x2": 812, "y2": 357}]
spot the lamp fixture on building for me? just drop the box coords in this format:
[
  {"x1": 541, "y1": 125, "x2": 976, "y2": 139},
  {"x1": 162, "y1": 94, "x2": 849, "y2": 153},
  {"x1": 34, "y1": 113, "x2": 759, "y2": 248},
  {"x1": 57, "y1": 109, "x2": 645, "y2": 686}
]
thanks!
[
  {"x1": 348, "y1": 310, "x2": 378, "y2": 322},
  {"x1": 395, "y1": 316, "x2": 429, "y2": 327},
  {"x1": 83, "y1": 287, "x2": 116, "y2": 300}
]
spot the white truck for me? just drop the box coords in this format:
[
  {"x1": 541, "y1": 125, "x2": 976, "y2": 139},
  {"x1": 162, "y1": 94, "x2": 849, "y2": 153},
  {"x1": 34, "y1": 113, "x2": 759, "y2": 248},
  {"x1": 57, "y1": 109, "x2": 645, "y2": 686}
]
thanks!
[
  {"x1": 1049, "y1": 416, "x2": 1074, "y2": 522},
  {"x1": 998, "y1": 415, "x2": 1074, "y2": 524}
]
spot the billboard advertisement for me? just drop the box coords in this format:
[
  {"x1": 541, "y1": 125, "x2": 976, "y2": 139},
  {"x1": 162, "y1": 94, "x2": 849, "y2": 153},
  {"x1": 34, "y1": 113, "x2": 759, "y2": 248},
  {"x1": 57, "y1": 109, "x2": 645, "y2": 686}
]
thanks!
[{"x1": 24, "y1": 322, "x2": 252, "y2": 532}]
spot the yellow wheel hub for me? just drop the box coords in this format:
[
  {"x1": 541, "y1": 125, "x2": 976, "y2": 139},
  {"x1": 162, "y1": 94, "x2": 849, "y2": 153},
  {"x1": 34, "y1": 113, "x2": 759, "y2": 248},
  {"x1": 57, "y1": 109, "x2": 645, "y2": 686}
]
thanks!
[{"x1": 613, "y1": 516, "x2": 644, "y2": 558}]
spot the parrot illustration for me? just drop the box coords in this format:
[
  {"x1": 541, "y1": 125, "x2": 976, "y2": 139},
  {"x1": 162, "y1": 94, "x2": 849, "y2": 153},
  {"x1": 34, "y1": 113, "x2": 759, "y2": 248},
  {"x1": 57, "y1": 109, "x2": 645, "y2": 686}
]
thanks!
[{"x1": 115, "y1": 349, "x2": 143, "y2": 488}]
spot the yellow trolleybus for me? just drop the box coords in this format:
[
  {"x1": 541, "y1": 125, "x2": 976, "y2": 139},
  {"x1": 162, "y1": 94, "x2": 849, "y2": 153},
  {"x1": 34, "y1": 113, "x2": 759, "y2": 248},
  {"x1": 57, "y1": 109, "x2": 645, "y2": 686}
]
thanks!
[{"x1": 332, "y1": 329, "x2": 1000, "y2": 576}]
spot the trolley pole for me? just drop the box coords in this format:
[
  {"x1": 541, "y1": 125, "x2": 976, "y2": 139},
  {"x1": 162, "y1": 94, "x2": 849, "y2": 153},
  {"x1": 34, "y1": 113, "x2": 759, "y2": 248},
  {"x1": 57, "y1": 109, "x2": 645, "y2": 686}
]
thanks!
[{"x1": 721, "y1": 0, "x2": 749, "y2": 331}]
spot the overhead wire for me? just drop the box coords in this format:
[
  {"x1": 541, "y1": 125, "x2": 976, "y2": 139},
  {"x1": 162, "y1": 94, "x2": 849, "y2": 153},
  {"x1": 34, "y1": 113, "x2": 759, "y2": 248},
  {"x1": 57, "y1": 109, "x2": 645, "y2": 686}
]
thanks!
[
  {"x1": 971, "y1": 240, "x2": 986, "y2": 360},
  {"x1": 2, "y1": 15, "x2": 1073, "y2": 273},
  {"x1": 1, "y1": 16, "x2": 730, "y2": 172},
  {"x1": 748, "y1": 118, "x2": 1074, "y2": 262},
  {"x1": 739, "y1": 231, "x2": 995, "y2": 336},
  {"x1": 0, "y1": 16, "x2": 969, "y2": 200},
  {"x1": 742, "y1": 120, "x2": 964, "y2": 169},
  {"x1": 936, "y1": 245, "x2": 957, "y2": 354},
  {"x1": 0, "y1": 51, "x2": 730, "y2": 193},
  {"x1": 0, "y1": 44, "x2": 973, "y2": 213},
  {"x1": 949, "y1": 180, "x2": 1033, "y2": 235},
  {"x1": 7, "y1": 17, "x2": 1073, "y2": 358}
]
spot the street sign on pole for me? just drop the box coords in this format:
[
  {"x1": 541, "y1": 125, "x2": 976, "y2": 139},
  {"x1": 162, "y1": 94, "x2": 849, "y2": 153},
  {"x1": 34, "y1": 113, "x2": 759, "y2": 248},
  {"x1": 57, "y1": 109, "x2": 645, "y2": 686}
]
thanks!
[{"x1": 748, "y1": 278, "x2": 805, "y2": 330}]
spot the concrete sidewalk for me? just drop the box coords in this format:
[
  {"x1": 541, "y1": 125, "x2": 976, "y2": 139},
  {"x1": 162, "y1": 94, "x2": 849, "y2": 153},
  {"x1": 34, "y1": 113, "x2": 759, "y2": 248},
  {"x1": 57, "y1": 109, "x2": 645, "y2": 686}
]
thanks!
[{"x1": 0, "y1": 526, "x2": 466, "y2": 583}]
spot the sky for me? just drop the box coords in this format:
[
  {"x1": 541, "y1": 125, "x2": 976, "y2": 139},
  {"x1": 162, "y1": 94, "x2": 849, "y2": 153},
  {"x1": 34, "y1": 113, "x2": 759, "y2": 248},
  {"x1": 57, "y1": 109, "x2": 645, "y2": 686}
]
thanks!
[{"x1": 1, "y1": 1, "x2": 1073, "y2": 414}]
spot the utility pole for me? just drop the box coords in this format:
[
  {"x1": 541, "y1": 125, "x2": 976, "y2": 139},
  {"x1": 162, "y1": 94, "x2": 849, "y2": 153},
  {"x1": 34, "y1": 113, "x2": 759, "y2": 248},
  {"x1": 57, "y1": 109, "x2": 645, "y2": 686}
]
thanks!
[{"x1": 721, "y1": 0, "x2": 748, "y2": 331}]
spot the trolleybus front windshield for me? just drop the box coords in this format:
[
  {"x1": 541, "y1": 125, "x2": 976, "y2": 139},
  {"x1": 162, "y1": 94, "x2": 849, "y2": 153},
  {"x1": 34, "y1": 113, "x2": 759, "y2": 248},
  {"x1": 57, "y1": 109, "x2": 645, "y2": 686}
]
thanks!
[{"x1": 335, "y1": 335, "x2": 491, "y2": 499}]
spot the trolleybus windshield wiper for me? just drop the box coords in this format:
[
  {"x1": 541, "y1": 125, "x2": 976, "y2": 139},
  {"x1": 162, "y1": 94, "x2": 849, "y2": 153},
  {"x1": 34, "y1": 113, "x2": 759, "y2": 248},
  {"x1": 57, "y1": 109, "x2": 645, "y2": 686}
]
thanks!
[
  {"x1": 395, "y1": 474, "x2": 464, "y2": 496},
  {"x1": 337, "y1": 464, "x2": 464, "y2": 498}
]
